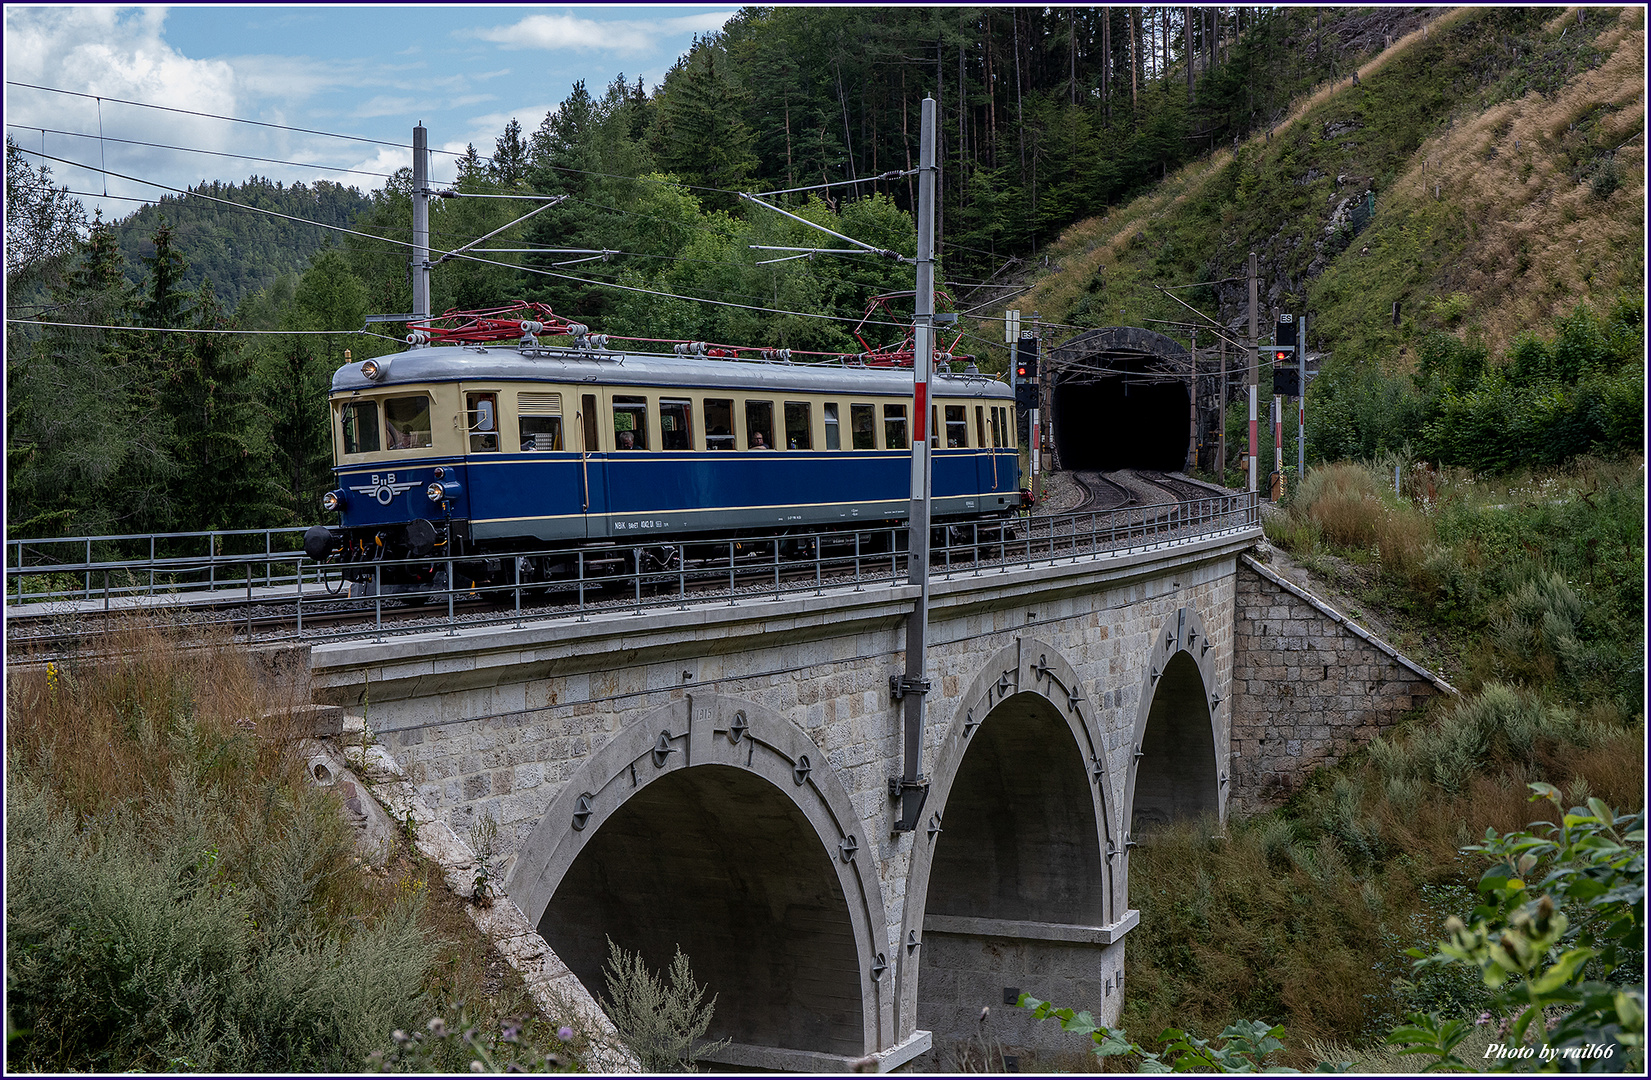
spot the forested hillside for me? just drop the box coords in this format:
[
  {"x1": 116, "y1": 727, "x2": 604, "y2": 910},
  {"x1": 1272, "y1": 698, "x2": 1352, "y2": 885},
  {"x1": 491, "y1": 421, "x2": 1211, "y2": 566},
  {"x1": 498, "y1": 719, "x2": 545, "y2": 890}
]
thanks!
[
  {"x1": 1013, "y1": 4, "x2": 1643, "y2": 471},
  {"x1": 111, "y1": 178, "x2": 373, "y2": 311}
]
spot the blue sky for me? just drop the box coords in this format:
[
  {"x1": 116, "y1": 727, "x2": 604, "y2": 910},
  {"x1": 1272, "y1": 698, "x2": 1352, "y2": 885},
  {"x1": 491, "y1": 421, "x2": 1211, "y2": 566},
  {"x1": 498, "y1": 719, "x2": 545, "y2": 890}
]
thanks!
[{"x1": 3, "y1": 5, "x2": 740, "y2": 221}]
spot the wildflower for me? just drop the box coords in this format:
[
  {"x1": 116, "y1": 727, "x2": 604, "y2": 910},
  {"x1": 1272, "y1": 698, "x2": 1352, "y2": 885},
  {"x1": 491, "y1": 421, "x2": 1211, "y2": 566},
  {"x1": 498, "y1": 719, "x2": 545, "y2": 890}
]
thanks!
[{"x1": 557, "y1": 1026, "x2": 574, "y2": 1041}]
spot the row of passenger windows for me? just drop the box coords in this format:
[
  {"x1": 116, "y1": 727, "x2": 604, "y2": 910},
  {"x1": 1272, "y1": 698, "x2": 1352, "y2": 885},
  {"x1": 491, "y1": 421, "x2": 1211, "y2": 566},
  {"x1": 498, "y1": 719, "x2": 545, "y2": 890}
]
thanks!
[{"x1": 338, "y1": 391, "x2": 1014, "y2": 456}]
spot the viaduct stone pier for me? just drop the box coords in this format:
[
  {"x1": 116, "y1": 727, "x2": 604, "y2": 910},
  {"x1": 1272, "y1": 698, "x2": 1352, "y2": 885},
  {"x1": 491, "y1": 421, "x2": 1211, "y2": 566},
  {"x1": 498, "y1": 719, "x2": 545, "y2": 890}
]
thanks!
[{"x1": 308, "y1": 525, "x2": 1450, "y2": 1071}]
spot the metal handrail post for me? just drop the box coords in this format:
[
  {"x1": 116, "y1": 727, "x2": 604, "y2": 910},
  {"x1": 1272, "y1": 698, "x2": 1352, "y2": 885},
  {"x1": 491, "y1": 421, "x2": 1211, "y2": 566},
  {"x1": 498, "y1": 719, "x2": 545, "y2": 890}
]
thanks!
[
  {"x1": 633, "y1": 547, "x2": 644, "y2": 614},
  {"x1": 727, "y1": 541, "x2": 737, "y2": 606},
  {"x1": 447, "y1": 556, "x2": 457, "y2": 632},
  {"x1": 814, "y1": 532, "x2": 823, "y2": 596},
  {"x1": 678, "y1": 544, "x2": 689, "y2": 610},
  {"x1": 373, "y1": 565, "x2": 384, "y2": 641},
  {"x1": 296, "y1": 559, "x2": 303, "y2": 636},
  {"x1": 577, "y1": 551, "x2": 588, "y2": 622},
  {"x1": 513, "y1": 556, "x2": 523, "y2": 626},
  {"x1": 853, "y1": 532, "x2": 862, "y2": 591}
]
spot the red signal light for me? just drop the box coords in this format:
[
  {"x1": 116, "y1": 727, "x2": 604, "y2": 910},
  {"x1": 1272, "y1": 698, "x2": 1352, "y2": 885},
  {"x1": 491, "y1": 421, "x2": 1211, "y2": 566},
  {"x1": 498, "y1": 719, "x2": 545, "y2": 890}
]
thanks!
[{"x1": 1273, "y1": 350, "x2": 1291, "y2": 363}]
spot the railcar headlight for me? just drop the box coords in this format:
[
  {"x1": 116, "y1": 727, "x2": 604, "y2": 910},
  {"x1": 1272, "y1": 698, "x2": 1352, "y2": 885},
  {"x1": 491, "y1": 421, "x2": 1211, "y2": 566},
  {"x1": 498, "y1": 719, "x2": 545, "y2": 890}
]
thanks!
[
  {"x1": 322, "y1": 489, "x2": 344, "y2": 512},
  {"x1": 427, "y1": 482, "x2": 446, "y2": 503},
  {"x1": 360, "y1": 357, "x2": 390, "y2": 381}
]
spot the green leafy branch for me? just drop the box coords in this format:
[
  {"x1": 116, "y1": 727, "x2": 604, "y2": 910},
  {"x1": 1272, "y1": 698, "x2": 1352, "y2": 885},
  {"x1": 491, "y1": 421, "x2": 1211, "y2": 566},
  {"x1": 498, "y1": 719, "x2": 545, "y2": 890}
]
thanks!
[
  {"x1": 1017, "y1": 994, "x2": 1346, "y2": 1073},
  {"x1": 1386, "y1": 784, "x2": 1645, "y2": 1072}
]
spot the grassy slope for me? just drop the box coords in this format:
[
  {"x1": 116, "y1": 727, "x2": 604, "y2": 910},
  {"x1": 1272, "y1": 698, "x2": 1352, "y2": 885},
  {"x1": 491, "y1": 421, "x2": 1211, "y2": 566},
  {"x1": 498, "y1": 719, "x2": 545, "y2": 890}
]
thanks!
[{"x1": 1003, "y1": 6, "x2": 1645, "y2": 367}]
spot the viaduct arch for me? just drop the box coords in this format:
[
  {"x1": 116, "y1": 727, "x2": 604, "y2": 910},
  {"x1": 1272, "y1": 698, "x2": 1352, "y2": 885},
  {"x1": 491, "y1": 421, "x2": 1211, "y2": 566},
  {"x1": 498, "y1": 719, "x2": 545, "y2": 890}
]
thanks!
[
  {"x1": 1124, "y1": 605, "x2": 1226, "y2": 837},
  {"x1": 509, "y1": 693, "x2": 894, "y2": 1063}
]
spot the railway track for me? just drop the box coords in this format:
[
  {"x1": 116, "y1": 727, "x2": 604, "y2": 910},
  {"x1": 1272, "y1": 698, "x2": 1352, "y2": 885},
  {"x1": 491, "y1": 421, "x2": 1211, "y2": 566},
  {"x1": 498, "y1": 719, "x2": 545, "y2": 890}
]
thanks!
[{"x1": 1071, "y1": 470, "x2": 1138, "y2": 513}]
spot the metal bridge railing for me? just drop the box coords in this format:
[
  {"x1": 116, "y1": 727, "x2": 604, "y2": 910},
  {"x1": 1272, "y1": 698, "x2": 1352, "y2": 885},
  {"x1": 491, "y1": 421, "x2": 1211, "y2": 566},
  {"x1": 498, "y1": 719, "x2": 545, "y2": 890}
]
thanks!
[{"x1": 6, "y1": 494, "x2": 1259, "y2": 636}]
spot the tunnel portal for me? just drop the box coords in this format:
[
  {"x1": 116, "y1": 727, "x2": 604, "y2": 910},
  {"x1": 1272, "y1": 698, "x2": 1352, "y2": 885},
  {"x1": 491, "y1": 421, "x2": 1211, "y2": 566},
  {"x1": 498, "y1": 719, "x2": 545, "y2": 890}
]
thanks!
[{"x1": 1048, "y1": 327, "x2": 1194, "y2": 472}]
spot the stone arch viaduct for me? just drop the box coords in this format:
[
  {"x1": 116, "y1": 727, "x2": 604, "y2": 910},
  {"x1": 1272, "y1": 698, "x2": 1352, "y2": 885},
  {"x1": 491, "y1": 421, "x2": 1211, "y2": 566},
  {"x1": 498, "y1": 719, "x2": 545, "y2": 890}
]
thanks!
[{"x1": 309, "y1": 526, "x2": 1451, "y2": 1071}]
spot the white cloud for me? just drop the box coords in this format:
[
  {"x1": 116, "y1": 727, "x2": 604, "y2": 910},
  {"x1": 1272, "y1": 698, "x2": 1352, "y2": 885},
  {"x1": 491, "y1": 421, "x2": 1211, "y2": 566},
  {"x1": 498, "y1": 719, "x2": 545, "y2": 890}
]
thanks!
[
  {"x1": 3, "y1": 7, "x2": 248, "y2": 210},
  {"x1": 466, "y1": 10, "x2": 737, "y2": 54}
]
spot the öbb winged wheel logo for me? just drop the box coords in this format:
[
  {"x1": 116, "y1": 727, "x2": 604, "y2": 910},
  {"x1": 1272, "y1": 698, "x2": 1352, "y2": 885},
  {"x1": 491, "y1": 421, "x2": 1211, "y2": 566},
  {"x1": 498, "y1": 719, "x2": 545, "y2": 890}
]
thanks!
[{"x1": 350, "y1": 473, "x2": 418, "y2": 506}]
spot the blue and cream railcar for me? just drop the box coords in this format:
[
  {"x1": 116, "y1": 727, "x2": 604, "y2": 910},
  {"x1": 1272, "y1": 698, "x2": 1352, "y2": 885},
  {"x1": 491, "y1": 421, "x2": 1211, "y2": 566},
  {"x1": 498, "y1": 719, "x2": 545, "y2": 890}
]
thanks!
[{"x1": 306, "y1": 342, "x2": 1021, "y2": 592}]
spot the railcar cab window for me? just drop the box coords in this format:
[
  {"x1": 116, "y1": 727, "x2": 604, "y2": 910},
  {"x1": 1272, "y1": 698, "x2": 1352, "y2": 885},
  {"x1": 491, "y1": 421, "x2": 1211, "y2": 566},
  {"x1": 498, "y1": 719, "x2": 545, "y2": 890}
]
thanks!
[
  {"x1": 851, "y1": 404, "x2": 876, "y2": 449},
  {"x1": 883, "y1": 404, "x2": 908, "y2": 449},
  {"x1": 823, "y1": 403, "x2": 841, "y2": 450},
  {"x1": 660, "y1": 399, "x2": 693, "y2": 451},
  {"x1": 383, "y1": 396, "x2": 432, "y2": 450},
  {"x1": 746, "y1": 400, "x2": 775, "y2": 449},
  {"x1": 467, "y1": 392, "x2": 499, "y2": 452},
  {"x1": 784, "y1": 402, "x2": 812, "y2": 450},
  {"x1": 946, "y1": 404, "x2": 967, "y2": 448},
  {"x1": 705, "y1": 398, "x2": 735, "y2": 450},
  {"x1": 340, "y1": 400, "x2": 380, "y2": 455},
  {"x1": 613, "y1": 396, "x2": 648, "y2": 450}
]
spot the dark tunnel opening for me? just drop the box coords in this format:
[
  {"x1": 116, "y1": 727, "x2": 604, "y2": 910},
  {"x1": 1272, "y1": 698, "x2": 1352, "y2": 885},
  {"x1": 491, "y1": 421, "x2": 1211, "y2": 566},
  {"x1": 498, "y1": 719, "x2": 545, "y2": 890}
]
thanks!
[{"x1": 1053, "y1": 375, "x2": 1190, "y2": 471}]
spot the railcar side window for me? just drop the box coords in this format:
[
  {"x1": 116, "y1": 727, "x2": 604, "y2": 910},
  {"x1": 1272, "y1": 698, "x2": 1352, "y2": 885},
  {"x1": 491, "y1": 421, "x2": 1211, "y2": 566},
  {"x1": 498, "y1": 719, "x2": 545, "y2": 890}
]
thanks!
[
  {"x1": 990, "y1": 405, "x2": 1005, "y2": 448},
  {"x1": 384, "y1": 395, "x2": 432, "y2": 450},
  {"x1": 705, "y1": 398, "x2": 735, "y2": 450},
  {"x1": 660, "y1": 399, "x2": 693, "y2": 451},
  {"x1": 851, "y1": 404, "x2": 876, "y2": 449},
  {"x1": 518, "y1": 391, "x2": 563, "y2": 450},
  {"x1": 975, "y1": 406, "x2": 986, "y2": 450},
  {"x1": 945, "y1": 405, "x2": 967, "y2": 448},
  {"x1": 823, "y1": 403, "x2": 841, "y2": 450},
  {"x1": 519, "y1": 417, "x2": 562, "y2": 450},
  {"x1": 581, "y1": 394, "x2": 598, "y2": 453},
  {"x1": 467, "y1": 392, "x2": 499, "y2": 452},
  {"x1": 883, "y1": 404, "x2": 908, "y2": 450},
  {"x1": 613, "y1": 396, "x2": 648, "y2": 450},
  {"x1": 746, "y1": 400, "x2": 775, "y2": 450},
  {"x1": 784, "y1": 402, "x2": 812, "y2": 450},
  {"x1": 340, "y1": 400, "x2": 380, "y2": 455}
]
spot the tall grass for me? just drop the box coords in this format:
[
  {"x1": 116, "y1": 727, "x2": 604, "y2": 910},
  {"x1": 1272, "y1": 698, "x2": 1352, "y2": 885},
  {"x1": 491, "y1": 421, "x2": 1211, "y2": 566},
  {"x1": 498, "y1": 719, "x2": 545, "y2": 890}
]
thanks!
[{"x1": 4, "y1": 616, "x2": 572, "y2": 1073}]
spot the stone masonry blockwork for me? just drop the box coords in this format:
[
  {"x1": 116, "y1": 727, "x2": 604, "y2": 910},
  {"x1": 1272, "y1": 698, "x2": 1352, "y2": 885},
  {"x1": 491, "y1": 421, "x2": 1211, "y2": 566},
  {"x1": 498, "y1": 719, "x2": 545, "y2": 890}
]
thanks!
[{"x1": 1228, "y1": 554, "x2": 1455, "y2": 812}]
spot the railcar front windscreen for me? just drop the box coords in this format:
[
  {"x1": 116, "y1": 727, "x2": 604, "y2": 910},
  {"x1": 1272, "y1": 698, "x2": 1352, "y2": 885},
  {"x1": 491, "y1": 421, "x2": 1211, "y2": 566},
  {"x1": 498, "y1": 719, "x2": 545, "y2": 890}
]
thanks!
[{"x1": 341, "y1": 400, "x2": 380, "y2": 455}]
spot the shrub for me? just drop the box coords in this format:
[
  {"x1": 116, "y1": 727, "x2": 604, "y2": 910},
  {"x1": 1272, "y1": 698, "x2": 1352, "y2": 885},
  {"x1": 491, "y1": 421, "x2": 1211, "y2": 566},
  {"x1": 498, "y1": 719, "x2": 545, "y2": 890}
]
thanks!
[
  {"x1": 5, "y1": 771, "x2": 431, "y2": 1073},
  {"x1": 599, "y1": 940, "x2": 728, "y2": 1072},
  {"x1": 1296, "y1": 462, "x2": 1387, "y2": 548}
]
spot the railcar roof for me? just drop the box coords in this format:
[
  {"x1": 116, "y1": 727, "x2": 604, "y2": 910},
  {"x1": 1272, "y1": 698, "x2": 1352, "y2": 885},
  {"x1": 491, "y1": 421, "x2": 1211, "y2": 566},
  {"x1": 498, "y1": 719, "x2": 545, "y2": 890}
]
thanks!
[{"x1": 330, "y1": 344, "x2": 1011, "y2": 399}]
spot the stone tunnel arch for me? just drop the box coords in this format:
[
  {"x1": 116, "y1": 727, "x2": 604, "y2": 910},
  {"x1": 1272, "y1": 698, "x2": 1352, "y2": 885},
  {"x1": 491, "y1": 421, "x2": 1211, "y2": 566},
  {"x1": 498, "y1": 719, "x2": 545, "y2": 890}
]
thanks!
[
  {"x1": 898, "y1": 640, "x2": 1122, "y2": 1063},
  {"x1": 505, "y1": 694, "x2": 892, "y2": 1063},
  {"x1": 1124, "y1": 606, "x2": 1225, "y2": 838},
  {"x1": 1048, "y1": 327, "x2": 1194, "y2": 471}
]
